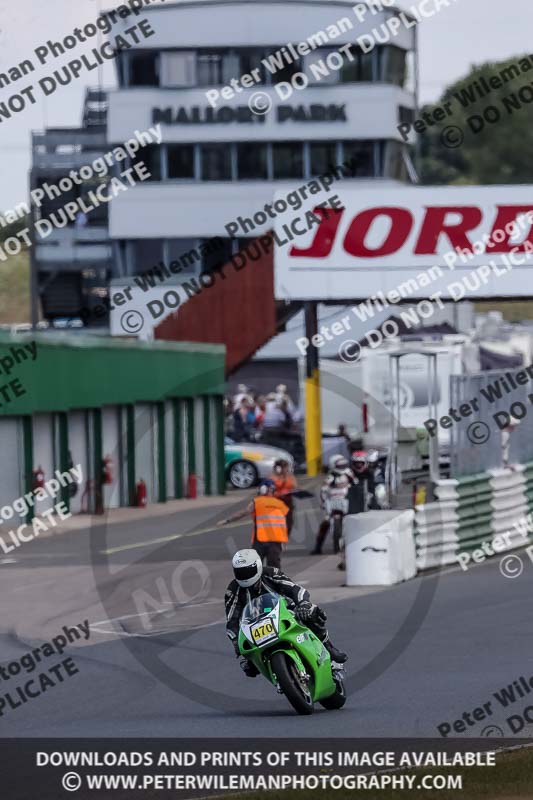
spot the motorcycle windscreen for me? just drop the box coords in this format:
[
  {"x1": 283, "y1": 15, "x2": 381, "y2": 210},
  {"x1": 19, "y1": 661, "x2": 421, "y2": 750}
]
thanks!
[{"x1": 241, "y1": 592, "x2": 279, "y2": 623}]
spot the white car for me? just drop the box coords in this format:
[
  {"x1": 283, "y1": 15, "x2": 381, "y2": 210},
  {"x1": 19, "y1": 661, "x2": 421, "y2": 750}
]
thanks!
[{"x1": 224, "y1": 438, "x2": 294, "y2": 489}]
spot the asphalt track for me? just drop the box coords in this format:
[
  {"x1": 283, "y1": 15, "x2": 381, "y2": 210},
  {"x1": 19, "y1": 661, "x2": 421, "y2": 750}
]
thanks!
[{"x1": 1, "y1": 492, "x2": 532, "y2": 739}]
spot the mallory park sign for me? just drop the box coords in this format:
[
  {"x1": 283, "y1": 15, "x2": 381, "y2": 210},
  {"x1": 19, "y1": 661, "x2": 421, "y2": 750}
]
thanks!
[{"x1": 152, "y1": 103, "x2": 347, "y2": 125}]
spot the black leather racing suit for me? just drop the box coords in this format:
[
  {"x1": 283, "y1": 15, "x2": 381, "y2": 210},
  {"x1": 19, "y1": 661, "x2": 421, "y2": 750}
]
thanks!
[{"x1": 224, "y1": 566, "x2": 328, "y2": 652}]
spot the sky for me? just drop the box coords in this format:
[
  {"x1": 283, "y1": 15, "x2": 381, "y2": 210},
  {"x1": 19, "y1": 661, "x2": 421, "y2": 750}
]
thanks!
[{"x1": 0, "y1": 0, "x2": 532, "y2": 212}]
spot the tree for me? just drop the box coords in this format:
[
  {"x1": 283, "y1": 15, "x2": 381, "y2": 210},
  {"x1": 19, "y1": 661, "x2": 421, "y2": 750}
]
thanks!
[{"x1": 418, "y1": 55, "x2": 533, "y2": 185}]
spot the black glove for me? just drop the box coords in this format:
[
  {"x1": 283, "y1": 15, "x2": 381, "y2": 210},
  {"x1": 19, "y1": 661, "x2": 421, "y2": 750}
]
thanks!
[{"x1": 295, "y1": 601, "x2": 317, "y2": 623}]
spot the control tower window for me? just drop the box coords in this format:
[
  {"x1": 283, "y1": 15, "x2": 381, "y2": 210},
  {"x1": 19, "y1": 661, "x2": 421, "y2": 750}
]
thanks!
[
  {"x1": 309, "y1": 142, "x2": 337, "y2": 176},
  {"x1": 168, "y1": 238, "x2": 202, "y2": 273},
  {"x1": 272, "y1": 142, "x2": 303, "y2": 179},
  {"x1": 237, "y1": 143, "x2": 268, "y2": 180},
  {"x1": 130, "y1": 52, "x2": 159, "y2": 86},
  {"x1": 167, "y1": 145, "x2": 195, "y2": 179},
  {"x1": 201, "y1": 144, "x2": 232, "y2": 181},
  {"x1": 272, "y1": 59, "x2": 300, "y2": 85},
  {"x1": 382, "y1": 141, "x2": 408, "y2": 181},
  {"x1": 340, "y1": 48, "x2": 374, "y2": 82},
  {"x1": 132, "y1": 240, "x2": 164, "y2": 274},
  {"x1": 160, "y1": 52, "x2": 196, "y2": 87},
  {"x1": 239, "y1": 50, "x2": 268, "y2": 84},
  {"x1": 342, "y1": 141, "x2": 375, "y2": 177},
  {"x1": 380, "y1": 46, "x2": 407, "y2": 86},
  {"x1": 198, "y1": 53, "x2": 223, "y2": 84},
  {"x1": 131, "y1": 145, "x2": 161, "y2": 181}
]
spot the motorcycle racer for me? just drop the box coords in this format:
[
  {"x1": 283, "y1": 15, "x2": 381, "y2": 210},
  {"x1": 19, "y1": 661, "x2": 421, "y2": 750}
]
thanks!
[
  {"x1": 225, "y1": 549, "x2": 348, "y2": 676},
  {"x1": 311, "y1": 456, "x2": 356, "y2": 555}
]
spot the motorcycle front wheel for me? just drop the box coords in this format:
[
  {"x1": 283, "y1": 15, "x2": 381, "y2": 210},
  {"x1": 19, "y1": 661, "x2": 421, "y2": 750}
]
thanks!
[{"x1": 271, "y1": 652, "x2": 314, "y2": 715}]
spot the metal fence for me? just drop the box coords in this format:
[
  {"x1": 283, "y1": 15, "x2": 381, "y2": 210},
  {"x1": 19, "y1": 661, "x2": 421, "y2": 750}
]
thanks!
[{"x1": 449, "y1": 369, "x2": 533, "y2": 477}]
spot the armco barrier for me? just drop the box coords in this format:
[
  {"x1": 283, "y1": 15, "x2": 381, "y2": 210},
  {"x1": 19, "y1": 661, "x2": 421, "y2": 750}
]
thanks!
[{"x1": 415, "y1": 464, "x2": 533, "y2": 570}]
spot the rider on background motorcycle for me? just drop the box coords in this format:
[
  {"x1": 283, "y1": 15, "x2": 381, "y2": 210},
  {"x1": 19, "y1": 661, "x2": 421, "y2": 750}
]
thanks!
[
  {"x1": 351, "y1": 449, "x2": 387, "y2": 509},
  {"x1": 310, "y1": 455, "x2": 356, "y2": 555},
  {"x1": 225, "y1": 549, "x2": 348, "y2": 676}
]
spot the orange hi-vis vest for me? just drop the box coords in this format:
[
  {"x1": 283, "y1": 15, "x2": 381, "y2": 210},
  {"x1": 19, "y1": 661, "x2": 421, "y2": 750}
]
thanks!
[
  {"x1": 273, "y1": 475, "x2": 296, "y2": 497},
  {"x1": 252, "y1": 496, "x2": 289, "y2": 543}
]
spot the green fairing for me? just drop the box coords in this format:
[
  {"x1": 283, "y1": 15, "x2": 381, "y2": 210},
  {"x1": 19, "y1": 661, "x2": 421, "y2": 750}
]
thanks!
[{"x1": 238, "y1": 593, "x2": 337, "y2": 702}]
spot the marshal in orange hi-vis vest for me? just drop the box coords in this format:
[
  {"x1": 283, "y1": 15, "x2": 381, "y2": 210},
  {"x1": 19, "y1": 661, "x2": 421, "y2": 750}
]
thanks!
[{"x1": 252, "y1": 496, "x2": 289, "y2": 544}]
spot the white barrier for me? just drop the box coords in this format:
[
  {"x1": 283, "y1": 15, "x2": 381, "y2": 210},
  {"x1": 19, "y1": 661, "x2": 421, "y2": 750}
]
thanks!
[{"x1": 344, "y1": 510, "x2": 416, "y2": 586}]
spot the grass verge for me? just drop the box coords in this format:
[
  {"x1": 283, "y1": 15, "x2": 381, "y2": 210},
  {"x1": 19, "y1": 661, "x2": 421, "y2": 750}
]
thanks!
[
  {"x1": 0, "y1": 249, "x2": 30, "y2": 323},
  {"x1": 228, "y1": 747, "x2": 533, "y2": 800}
]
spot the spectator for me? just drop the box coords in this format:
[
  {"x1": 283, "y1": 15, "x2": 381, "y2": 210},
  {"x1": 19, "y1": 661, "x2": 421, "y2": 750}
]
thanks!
[
  {"x1": 254, "y1": 396, "x2": 266, "y2": 429},
  {"x1": 272, "y1": 458, "x2": 297, "y2": 537},
  {"x1": 233, "y1": 384, "x2": 250, "y2": 410},
  {"x1": 75, "y1": 210, "x2": 87, "y2": 229},
  {"x1": 263, "y1": 395, "x2": 286, "y2": 430},
  {"x1": 275, "y1": 383, "x2": 295, "y2": 415},
  {"x1": 233, "y1": 399, "x2": 253, "y2": 441},
  {"x1": 279, "y1": 399, "x2": 293, "y2": 430}
]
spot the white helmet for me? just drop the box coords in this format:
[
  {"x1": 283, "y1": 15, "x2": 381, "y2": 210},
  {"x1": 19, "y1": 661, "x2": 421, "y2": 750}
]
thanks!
[
  {"x1": 232, "y1": 549, "x2": 263, "y2": 588},
  {"x1": 329, "y1": 454, "x2": 348, "y2": 471}
]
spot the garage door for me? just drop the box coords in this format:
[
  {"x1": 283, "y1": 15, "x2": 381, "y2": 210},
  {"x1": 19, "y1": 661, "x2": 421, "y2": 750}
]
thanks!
[
  {"x1": 135, "y1": 404, "x2": 157, "y2": 505},
  {"x1": 164, "y1": 401, "x2": 175, "y2": 500},
  {"x1": 0, "y1": 418, "x2": 23, "y2": 512},
  {"x1": 67, "y1": 410, "x2": 89, "y2": 515},
  {"x1": 32, "y1": 414, "x2": 56, "y2": 515},
  {"x1": 102, "y1": 406, "x2": 121, "y2": 509},
  {"x1": 194, "y1": 398, "x2": 205, "y2": 497}
]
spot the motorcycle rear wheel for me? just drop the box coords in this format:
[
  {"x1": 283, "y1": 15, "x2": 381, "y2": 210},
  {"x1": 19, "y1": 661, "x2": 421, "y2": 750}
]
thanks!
[{"x1": 271, "y1": 652, "x2": 314, "y2": 715}]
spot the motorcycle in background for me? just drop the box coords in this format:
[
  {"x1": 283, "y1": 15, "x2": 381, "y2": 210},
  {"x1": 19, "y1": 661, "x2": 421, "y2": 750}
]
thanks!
[{"x1": 321, "y1": 474, "x2": 350, "y2": 554}]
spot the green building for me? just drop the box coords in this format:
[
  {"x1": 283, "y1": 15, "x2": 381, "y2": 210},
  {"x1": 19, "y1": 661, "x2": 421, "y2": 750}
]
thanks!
[{"x1": 0, "y1": 333, "x2": 226, "y2": 514}]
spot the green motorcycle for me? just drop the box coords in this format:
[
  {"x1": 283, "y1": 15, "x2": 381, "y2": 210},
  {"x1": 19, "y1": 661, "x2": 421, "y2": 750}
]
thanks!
[{"x1": 238, "y1": 591, "x2": 347, "y2": 715}]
